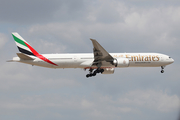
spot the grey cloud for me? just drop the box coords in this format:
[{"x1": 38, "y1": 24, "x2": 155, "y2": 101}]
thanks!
[
  {"x1": 0, "y1": 0, "x2": 58, "y2": 24},
  {"x1": 0, "y1": 90, "x2": 178, "y2": 120},
  {"x1": 0, "y1": 33, "x2": 7, "y2": 48},
  {"x1": 0, "y1": 0, "x2": 85, "y2": 24},
  {"x1": 26, "y1": 5, "x2": 180, "y2": 53}
]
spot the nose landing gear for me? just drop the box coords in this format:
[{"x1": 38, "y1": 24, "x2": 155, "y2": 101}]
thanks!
[{"x1": 161, "y1": 66, "x2": 165, "y2": 73}]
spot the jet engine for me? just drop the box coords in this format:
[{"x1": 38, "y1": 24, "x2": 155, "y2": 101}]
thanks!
[
  {"x1": 113, "y1": 58, "x2": 129, "y2": 67},
  {"x1": 102, "y1": 68, "x2": 115, "y2": 74}
]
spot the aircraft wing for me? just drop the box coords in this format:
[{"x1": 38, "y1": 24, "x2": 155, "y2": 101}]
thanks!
[{"x1": 90, "y1": 39, "x2": 114, "y2": 67}]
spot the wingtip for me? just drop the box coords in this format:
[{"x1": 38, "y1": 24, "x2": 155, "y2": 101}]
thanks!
[{"x1": 90, "y1": 38, "x2": 96, "y2": 41}]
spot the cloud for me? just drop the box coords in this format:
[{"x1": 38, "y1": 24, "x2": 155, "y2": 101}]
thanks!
[
  {"x1": 0, "y1": 33, "x2": 7, "y2": 49},
  {"x1": 0, "y1": 62, "x2": 82, "y2": 92},
  {"x1": 28, "y1": 23, "x2": 82, "y2": 44},
  {"x1": 0, "y1": 0, "x2": 60, "y2": 24},
  {"x1": 0, "y1": 0, "x2": 86, "y2": 24},
  {"x1": 35, "y1": 39, "x2": 67, "y2": 54},
  {"x1": 1, "y1": 89, "x2": 176, "y2": 119},
  {"x1": 81, "y1": 99, "x2": 94, "y2": 109},
  {"x1": 22, "y1": 3, "x2": 180, "y2": 54},
  {"x1": 27, "y1": 23, "x2": 89, "y2": 52},
  {"x1": 118, "y1": 90, "x2": 179, "y2": 112}
]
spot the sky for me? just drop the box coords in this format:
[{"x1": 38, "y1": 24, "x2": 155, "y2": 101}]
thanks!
[{"x1": 0, "y1": 0, "x2": 180, "y2": 120}]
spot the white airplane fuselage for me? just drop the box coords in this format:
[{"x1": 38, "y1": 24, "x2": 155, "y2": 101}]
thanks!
[
  {"x1": 9, "y1": 32, "x2": 174, "y2": 77},
  {"x1": 12, "y1": 53, "x2": 174, "y2": 69}
]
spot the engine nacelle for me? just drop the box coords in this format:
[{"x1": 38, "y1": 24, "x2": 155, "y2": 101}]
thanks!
[
  {"x1": 102, "y1": 68, "x2": 115, "y2": 74},
  {"x1": 113, "y1": 58, "x2": 129, "y2": 67}
]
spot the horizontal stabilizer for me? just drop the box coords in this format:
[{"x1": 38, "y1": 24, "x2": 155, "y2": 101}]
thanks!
[
  {"x1": 16, "y1": 53, "x2": 34, "y2": 60},
  {"x1": 6, "y1": 60, "x2": 14, "y2": 62}
]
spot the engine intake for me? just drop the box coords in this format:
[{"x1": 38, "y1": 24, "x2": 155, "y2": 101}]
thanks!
[{"x1": 113, "y1": 58, "x2": 129, "y2": 67}]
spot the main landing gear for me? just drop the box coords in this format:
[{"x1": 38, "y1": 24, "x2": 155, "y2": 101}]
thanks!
[
  {"x1": 86, "y1": 68, "x2": 104, "y2": 78},
  {"x1": 161, "y1": 66, "x2": 165, "y2": 73}
]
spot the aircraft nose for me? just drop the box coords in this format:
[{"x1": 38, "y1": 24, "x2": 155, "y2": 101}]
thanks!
[{"x1": 169, "y1": 57, "x2": 174, "y2": 63}]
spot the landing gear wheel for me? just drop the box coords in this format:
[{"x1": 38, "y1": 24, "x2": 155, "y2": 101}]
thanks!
[
  {"x1": 92, "y1": 72, "x2": 96, "y2": 76},
  {"x1": 86, "y1": 74, "x2": 90, "y2": 78},
  {"x1": 100, "y1": 69, "x2": 104, "y2": 73},
  {"x1": 96, "y1": 70, "x2": 100, "y2": 73},
  {"x1": 86, "y1": 68, "x2": 104, "y2": 78},
  {"x1": 160, "y1": 66, "x2": 165, "y2": 73},
  {"x1": 89, "y1": 74, "x2": 92, "y2": 77}
]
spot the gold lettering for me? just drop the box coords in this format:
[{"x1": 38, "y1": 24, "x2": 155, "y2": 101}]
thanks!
[
  {"x1": 141, "y1": 56, "x2": 144, "y2": 61},
  {"x1": 152, "y1": 56, "x2": 155, "y2": 61},
  {"x1": 149, "y1": 55, "x2": 151, "y2": 61},
  {"x1": 114, "y1": 55, "x2": 117, "y2": 58},
  {"x1": 126, "y1": 54, "x2": 131, "y2": 61},
  {"x1": 131, "y1": 56, "x2": 139, "y2": 61},
  {"x1": 120, "y1": 55, "x2": 124, "y2": 57},
  {"x1": 156, "y1": 56, "x2": 159, "y2": 61},
  {"x1": 144, "y1": 56, "x2": 148, "y2": 61},
  {"x1": 139, "y1": 54, "x2": 141, "y2": 61}
]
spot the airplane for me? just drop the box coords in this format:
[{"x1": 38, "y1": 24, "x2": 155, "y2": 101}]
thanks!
[{"x1": 8, "y1": 32, "x2": 174, "y2": 78}]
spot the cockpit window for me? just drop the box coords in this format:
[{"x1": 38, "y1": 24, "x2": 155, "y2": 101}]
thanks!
[{"x1": 169, "y1": 57, "x2": 171, "y2": 58}]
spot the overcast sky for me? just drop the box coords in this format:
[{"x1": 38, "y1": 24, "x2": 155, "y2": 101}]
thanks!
[{"x1": 0, "y1": 0, "x2": 180, "y2": 120}]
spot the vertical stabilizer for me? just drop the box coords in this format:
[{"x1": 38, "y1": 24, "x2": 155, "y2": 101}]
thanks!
[
  {"x1": 12, "y1": 32, "x2": 39, "y2": 56},
  {"x1": 12, "y1": 32, "x2": 58, "y2": 66}
]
